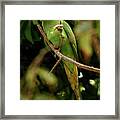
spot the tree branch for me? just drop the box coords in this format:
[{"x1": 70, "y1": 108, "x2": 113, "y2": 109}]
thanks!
[
  {"x1": 37, "y1": 25, "x2": 100, "y2": 74},
  {"x1": 55, "y1": 50, "x2": 100, "y2": 74}
]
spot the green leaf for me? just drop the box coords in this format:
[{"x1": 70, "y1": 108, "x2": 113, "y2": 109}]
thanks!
[
  {"x1": 32, "y1": 30, "x2": 41, "y2": 41},
  {"x1": 32, "y1": 20, "x2": 39, "y2": 25},
  {"x1": 24, "y1": 21, "x2": 33, "y2": 43},
  {"x1": 20, "y1": 20, "x2": 28, "y2": 41}
]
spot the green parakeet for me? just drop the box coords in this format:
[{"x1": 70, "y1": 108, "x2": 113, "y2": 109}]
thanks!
[{"x1": 42, "y1": 20, "x2": 80, "y2": 100}]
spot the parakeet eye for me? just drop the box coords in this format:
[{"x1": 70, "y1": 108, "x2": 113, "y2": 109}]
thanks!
[{"x1": 54, "y1": 24, "x2": 63, "y2": 32}]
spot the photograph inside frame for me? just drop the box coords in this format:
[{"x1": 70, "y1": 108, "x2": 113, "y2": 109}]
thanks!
[{"x1": 20, "y1": 20, "x2": 100, "y2": 100}]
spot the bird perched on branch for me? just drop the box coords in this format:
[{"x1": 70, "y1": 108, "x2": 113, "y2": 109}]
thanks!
[{"x1": 42, "y1": 20, "x2": 80, "y2": 100}]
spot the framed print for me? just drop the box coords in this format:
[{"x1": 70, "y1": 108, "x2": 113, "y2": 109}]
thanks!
[{"x1": 0, "y1": 0, "x2": 120, "y2": 119}]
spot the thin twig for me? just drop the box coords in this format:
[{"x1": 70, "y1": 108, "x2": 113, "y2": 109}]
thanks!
[
  {"x1": 49, "y1": 57, "x2": 62, "y2": 73},
  {"x1": 37, "y1": 24, "x2": 100, "y2": 74}
]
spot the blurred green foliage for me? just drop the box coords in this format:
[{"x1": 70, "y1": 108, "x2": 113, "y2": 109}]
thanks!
[{"x1": 20, "y1": 20, "x2": 100, "y2": 100}]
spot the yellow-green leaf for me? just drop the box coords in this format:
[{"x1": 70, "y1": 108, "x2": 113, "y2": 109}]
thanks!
[{"x1": 37, "y1": 67, "x2": 58, "y2": 92}]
